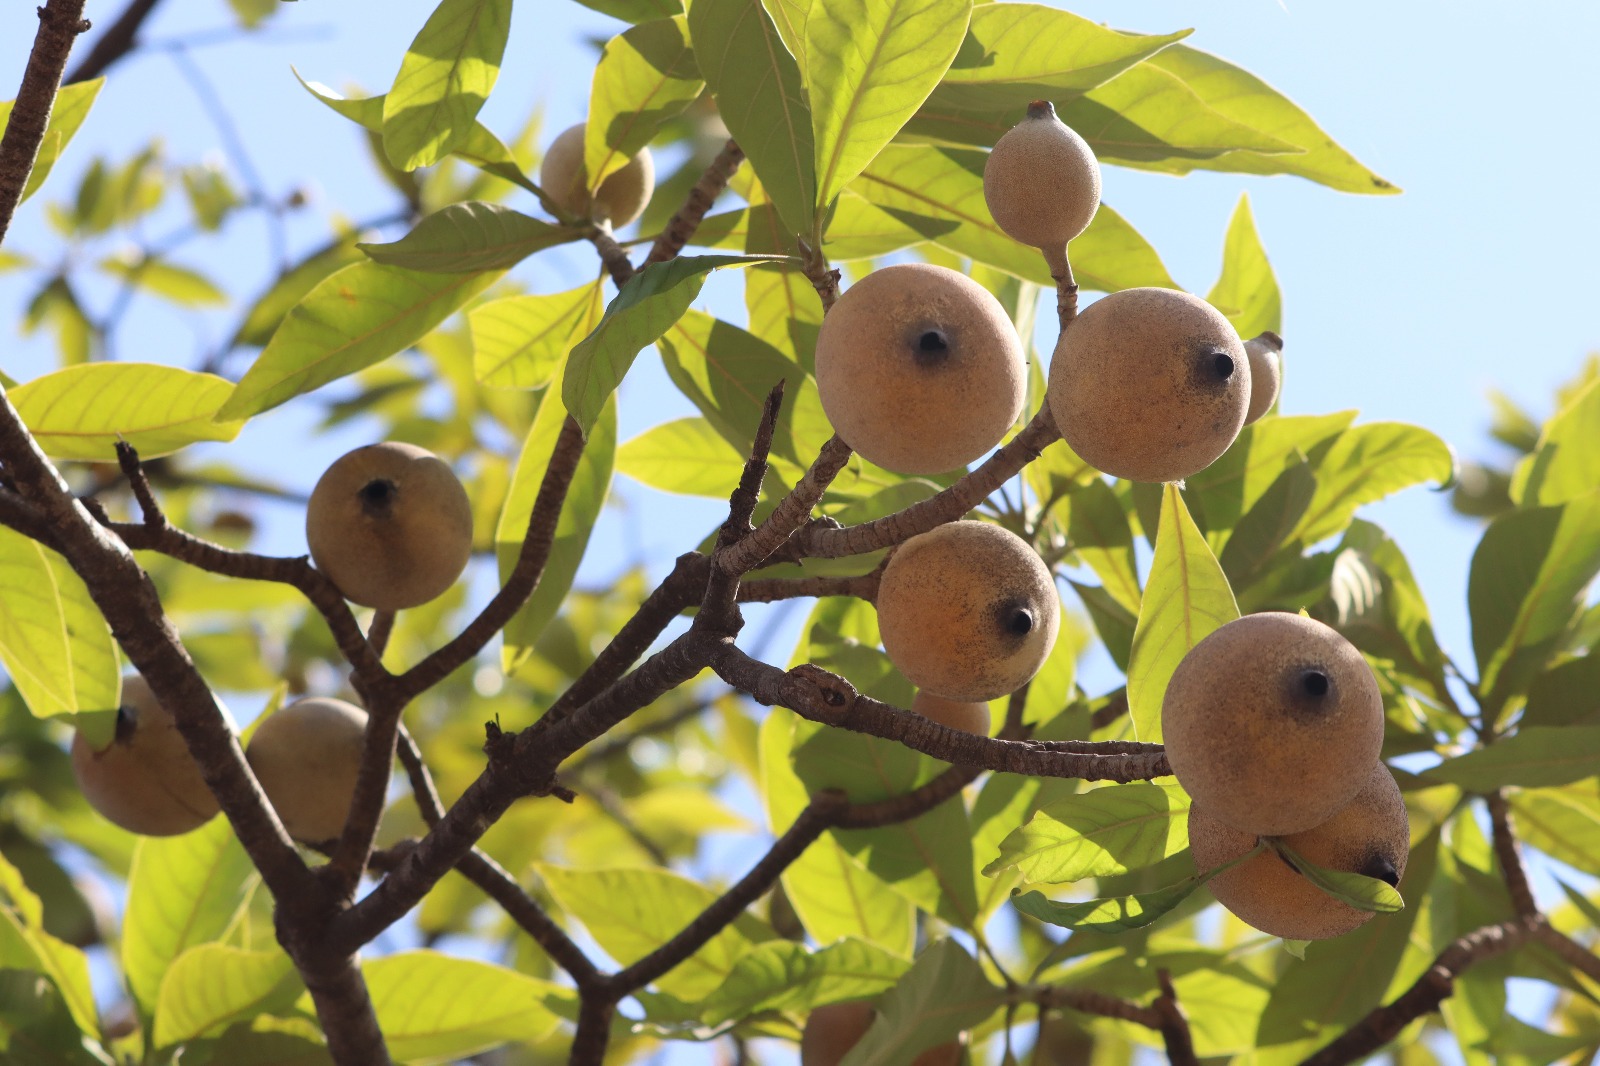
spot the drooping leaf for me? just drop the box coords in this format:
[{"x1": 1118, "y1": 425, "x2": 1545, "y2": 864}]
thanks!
[
  {"x1": 219, "y1": 262, "x2": 500, "y2": 419},
  {"x1": 838, "y1": 940, "x2": 1004, "y2": 1066},
  {"x1": 1012, "y1": 876, "x2": 1197, "y2": 933},
  {"x1": 1126, "y1": 484, "x2": 1240, "y2": 742},
  {"x1": 690, "y1": 0, "x2": 817, "y2": 237},
  {"x1": 1292, "y1": 422, "x2": 1456, "y2": 545},
  {"x1": 122, "y1": 818, "x2": 257, "y2": 1012},
  {"x1": 1185, "y1": 410, "x2": 1356, "y2": 537},
  {"x1": 562, "y1": 254, "x2": 781, "y2": 435},
  {"x1": 1426, "y1": 727, "x2": 1600, "y2": 791},
  {"x1": 1272, "y1": 840, "x2": 1404, "y2": 914},
  {"x1": 0, "y1": 854, "x2": 99, "y2": 1041},
  {"x1": 0, "y1": 78, "x2": 103, "y2": 203},
  {"x1": 382, "y1": 0, "x2": 514, "y2": 170},
  {"x1": 697, "y1": 938, "x2": 909, "y2": 1026},
  {"x1": 1206, "y1": 192, "x2": 1281, "y2": 340},
  {"x1": 359, "y1": 202, "x2": 579, "y2": 272},
  {"x1": 617, "y1": 417, "x2": 748, "y2": 497},
  {"x1": 585, "y1": 16, "x2": 704, "y2": 190},
  {"x1": 471, "y1": 280, "x2": 606, "y2": 389},
  {"x1": 1512, "y1": 378, "x2": 1600, "y2": 507},
  {"x1": 805, "y1": 0, "x2": 973, "y2": 214},
  {"x1": 985, "y1": 782, "x2": 1190, "y2": 884},
  {"x1": 12, "y1": 363, "x2": 244, "y2": 460},
  {"x1": 358, "y1": 951, "x2": 565, "y2": 1063},
  {"x1": 153, "y1": 945, "x2": 300, "y2": 1047}
]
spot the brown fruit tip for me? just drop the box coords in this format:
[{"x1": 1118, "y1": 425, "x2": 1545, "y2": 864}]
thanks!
[
  {"x1": 1253, "y1": 330, "x2": 1284, "y2": 351},
  {"x1": 1026, "y1": 100, "x2": 1057, "y2": 121}
]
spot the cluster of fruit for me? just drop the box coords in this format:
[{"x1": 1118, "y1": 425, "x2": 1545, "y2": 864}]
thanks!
[{"x1": 70, "y1": 442, "x2": 475, "y2": 842}]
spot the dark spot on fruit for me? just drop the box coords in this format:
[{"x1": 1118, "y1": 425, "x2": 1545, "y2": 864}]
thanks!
[
  {"x1": 359, "y1": 478, "x2": 398, "y2": 516},
  {"x1": 997, "y1": 600, "x2": 1035, "y2": 638},
  {"x1": 1302, "y1": 670, "x2": 1330, "y2": 697},
  {"x1": 912, "y1": 328, "x2": 951, "y2": 367},
  {"x1": 1361, "y1": 854, "x2": 1400, "y2": 887},
  {"x1": 113, "y1": 704, "x2": 137, "y2": 743},
  {"x1": 1212, "y1": 352, "x2": 1235, "y2": 380}
]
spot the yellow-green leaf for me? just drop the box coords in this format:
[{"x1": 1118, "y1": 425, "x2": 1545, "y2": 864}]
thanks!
[
  {"x1": 618, "y1": 417, "x2": 748, "y2": 497},
  {"x1": 153, "y1": 945, "x2": 300, "y2": 1047},
  {"x1": 0, "y1": 78, "x2": 103, "y2": 203},
  {"x1": 382, "y1": 0, "x2": 513, "y2": 170},
  {"x1": 585, "y1": 16, "x2": 704, "y2": 190},
  {"x1": 12, "y1": 363, "x2": 244, "y2": 459},
  {"x1": 471, "y1": 281, "x2": 605, "y2": 389},
  {"x1": 0, "y1": 527, "x2": 118, "y2": 726},
  {"x1": 1206, "y1": 192, "x2": 1281, "y2": 339},
  {"x1": 359, "y1": 201, "x2": 579, "y2": 273}
]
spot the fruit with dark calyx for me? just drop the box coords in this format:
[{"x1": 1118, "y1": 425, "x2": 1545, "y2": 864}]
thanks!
[
  {"x1": 305, "y1": 442, "x2": 473, "y2": 612},
  {"x1": 800, "y1": 1000, "x2": 964, "y2": 1066},
  {"x1": 245, "y1": 697, "x2": 369, "y2": 845},
  {"x1": 1243, "y1": 331, "x2": 1284, "y2": 425},
  {"x1": 814, "y1": 263, "x2": 1026, "y2": 475},
  {"x1": 910, "y1": 690, "x2": 991, "y2": 738},
  {"x1": 1161, "y1": 612, "x2": 1385, "y2": 837},
  {"x1": 1190, "y1": 763, "x2": 1409, "y2": 940},
  {"x1": 1049, "y1": 287, "x2": 1250, "y2": 483},
  {"x1": 70, "y1": 676, "x2": 227, "y2": 836},
  {"x1": 983, "y1": 99, "x2": 1102, "y2": 274},
  {"x1": 877, "y1": 521, "x2": 1059, "y2": 702},
  {"x1": 538, "y1": 122, "x2": 655, "y2": 227}
]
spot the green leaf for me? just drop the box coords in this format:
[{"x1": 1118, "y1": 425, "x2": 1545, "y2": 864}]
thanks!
[
  {"x1": 1513, "y1": 378, "x2": 1600, "y2": 507},
  {"x1": 471, "y1": 281, "x2": 605, "y2": 389},
  {"x1": 1066, "y1": 477, "x2": 1141, "y2": 615},
  {"x1": 1272, "y1": 840, "x2": 1404, "y2": 914},
  {"x1": 219, "y1": 261, "x2": 500, "y2": 420},
  {"x1": 1127, "y1": 484, "x2": 1239, "y2": 743},
  {"x1": 1185, "y1": 410, "x2": 1355, "y2": 537},
  {"x1": 153, "y1": 945, "x2": 299, "y2": 1047},
  {"x1": 1425, "y1": 727, "x2": 1600, "y2": 791},
  {"x1": 359, "y1": 202, "x2": 579, "y2": 272},
  {"x1": 1469, "y1": 491, "x2": 1600, "y2": 705},
  {"x1": 1217, "y1": 455, "x2": 1316, "y2": 588},
  {"x1": 1511, "y1": 786, "x2": 1600, "y2": 876},
  {"x1": 232, "y1": 239, "x2": 367, "y2": 349},
  {"x1": 586, "y1": 16, "x2": 704, "y2": 190},
  {"x1": 697, "y1": 938, "x2": 909, "y2": 1026},
  {"x1": 21, "y1": 277, "x2": 93, "y2": 365},
  {"x1": 851, "y1": 144, "x2": 1175, "y2": 292},
  {"x1": 97, "y1": 256, "x2": 228, "y2": 307},
  {"x1": 169, "y1": 1024, "x2": 332, "y2": 1066},
  {"x1": 984, "y1": 782, "x2": 1190, "y2": 884},
  {"x1": 618, "y1": 417, "x2": 747, "y2": 497},
  {"x1": 357, "y1": 951, "x2": 564, "y2": 1063},
  {"x1": 1206, "y1": 193, "x2": 1281, "y2": 339},
  {"x1": 579, "y1": 0, "x2": 683, "y2": 19},
  {"x1": 0, "y1": 968, "x2": 111, "y2": 1066},
  {"x1": 0, "y1": 79, "x2": 103, "y2": 203},
  {"x1": 0, "y1": 862, "x2": 100, "y2": 1041},
  {"x1": 0, "y1": 527, "x2": 118, "y2": 726},
  {"x1": 1292, "y1": 422, "x2": 1457, "y2": 545},
  {"x1": 497, "y1": 390, "x2": 616, "y2": 671},
  {"x1": 1141, "y1": 45, "x2": 1399, "y2": 193},
  {"x1": 382, "y1": 0, "x2": 513, "y2": 170},
  {"x1": 839, "y1": 940, "x2": 1004, "y2": 1066},
  {"x1": 537, "y1": 866, "x2": 765, "y2": 999},
  {"x1": 121, "y1": 817, "x2": 256, "y2": 1012},
  {"x1": 1012, "y1": 851, "x2": 1240, "y2": 933},
  {"x1": 911, "y1": 6, "x2": 1186, "y2": 120},
  {"x1": 12, "y1": 363, "x2": 244, "y2": 460},
  {"x1": 562, "y1": 254, "x2": 780, "y2": 435},
  {"x1": 1523, "y1": 653, "x2": 1600, "y2": 729},
  {"x1": 805, "y1": 0, "x2": 972, "y2": 214},
  {"x1": 691, "y1": 0, "x2": 815, "y2": 237}
]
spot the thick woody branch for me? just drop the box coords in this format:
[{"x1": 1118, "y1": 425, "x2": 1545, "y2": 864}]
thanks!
[
  {"x1": 1035, "y1": 985, "x2": 1162, "y2": 1029},
  {"x1": 396, "y1": 416, "x2": 586, "y2": 700},
  {"x1": 66, "y1": 0, "x2": 162, "y2": 84},
  {"x1": 571, "y1": 994, "x2": 618, "y2": 1066},
  {"x1": 1530, "y1": 922, "x2": 1600, "y2": 988},
  {"x1": 715, "y1": 436, "x2": 853, "y2": 575},
  {"x1": 737, "y1": 570, "x2": 880, "y2": 604},
  {"x1": 791, "y1": 408, "x2": 1062, "y2": 559},
  {"x1": 644, "y1": 139, "x2": 744, "y2": 266},
  {"x1": 1152, "y1": 969, "x2": 1198, "y2": 1066},
  {"x1": 1486, "y1": 791, "x2": 1538, "y2": 918},
  {"x1": 0, "y1": 0, "x2": 91, "y2": 245},
  {"x1": 710, "y1": 643, "x2": 1169, "y2": 783},
  {"x1": 0, "y1": 485, "x2": 62, "y2": 547},
  {"x1": 1298, "y1": 919, "x2": 1537, "y2": 1066},
  {"x1": 589, "y1": 224, "x2": 635, "y2": 287},
  {"x1": 299, "y1": 954, "x2": 392, "y2": 1066}
]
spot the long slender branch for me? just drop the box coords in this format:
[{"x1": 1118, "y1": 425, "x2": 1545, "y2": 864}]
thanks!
[
  {"x1": 0, "y1": 0, "x2": 91, "y2": 246},
  {"x1": 1152, "y1": 969, "x2": 1198, "y2": 1066},
  {"x1": 715, "y1": 436, "x2": 853, "y2": 574},
  {"x1": 644, "y1": 139, "x2": 743, "y2": 266},
  {"x1": 66, "y1": 0, "x2": 162, "y2": 84},
  {"x1": 737, "y1": 570, "x2": 880, "y2": 604},
  {"x1": 1486, "y1": 790, "x2": 1538, "y2": 918},
  {"x1": 1530, "y1": 922, "x2": 1600, "y2": 988}
]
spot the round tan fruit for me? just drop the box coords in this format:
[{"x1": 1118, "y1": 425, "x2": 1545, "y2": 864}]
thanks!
[
  {"x1": 814, "y1": 263, "x2": 1026, "y2": 475},
  {"x1": 246, "y1": 697, "x2": 368, "y2": 844},
  {"x1": 306, "y1": 442, "x2": 473, "y2": 612},
  {"x1": 877, "y1": 521, "x2": 1059, "y2": 701},
  {"x1": 983, "y1": 100, "x2": 1101, "y2": 261},
  {"x1": 1243, "y1": 331, "x2": 1284, "y2": 425},
  {"x1": 800, "y1": 1001, "x2": 963, "y2": 1066},
  {"x1": 539, "y1": 122, "x2": 655, "y2": 227},
  {"x1": 1190, "y1": 763, "x2": 1409, "y2": 940},
  {"x1": 70, "y1": 676, "x2": 226, "y2": 836},
  {"x1": 910, "y1": 690, "x2": 991, "y2": 737},
  {"x1": 1162, "y1": 612, "x2": 1385, "y2": 837},
  {"x1": 1049, "y1": 287, "x2": 1250, "y2": 483}
]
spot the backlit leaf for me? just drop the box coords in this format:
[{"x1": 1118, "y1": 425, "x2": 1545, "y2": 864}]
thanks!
[
  {"x1": 1426, "y1": 727, "x2": 1600, "y2": 791},
  {"x1": 382, "y1": 0, "x2": 514, "y2": 170},
  {"x1": 839, "y1": 940, "x2": 1003, "y2": 1066},
  {"x1": 985, "y1": 782, "x2": 1189, "y2": 884},
  {"x1": 585, "y1": 17, "x2": 704, "y2": 190},
  {"x1": 698, "y1": 938, "x2": 908, "y2": 1025},
  {"x1": 1512, "y1": 378, "x2": 1600, "y2": 507},
  {"x1": 1206, "y1": 192, "x2": 1281, "y2": 340},
  {"x1": 472, "y1": 280, "x2": 605, "y2": 389},
  {"x1": 153, "y1": 945, "x2": 299, "y2": 1047},
  {"x1": 1293, "y1": 422, "x2": 1456, "y2": 545},
  {"x1": 13, "y1": 363, "x2": 244, "y2": 460},
  {"x1": 359, "y1": 202, "x2": 579, "y2": 272},
  {"x1": 359, "y1": 951, "x2": 565, "y2": 1063},
  {"x1": 617, "y1": 417, "x2": 747, "y2": 497},
  {"x1": 0, "y1": 79, "x2": 103, "y2": 203}
]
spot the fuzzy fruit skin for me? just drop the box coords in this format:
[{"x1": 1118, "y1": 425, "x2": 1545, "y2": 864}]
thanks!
[
  {"x1": 1162, "y1": 612, "x2": 1384, "y2": 837},
  {"x1": 246, "y1": 697, "x2": 368, "y2": 844},
  {"x1": 539, "y1": 123, "x2": 655, "y2": 227},
  {"x1": 814, "y1": 263, "x2": 1026, "y2": 475},
  {"x1": 983, "y1": 100, "x2": 1101, "y2": 253},
  {"x1": 877, "y1": 521, "x2": 1059, "y2": 702},
  {"x1": 1190, "y1": 763, "x2": 1410, "y2": 940},
  {"x1": 70, "y1": 676, "x2": 226, "y2": 836},
  {"x1": 910, "y1": 690, "x2": 992, "y2": 737},
  {"x1": 306, "y1": 442, "x2": 473, "y2": 611},
  {"x1": 799, "y1": 1001, "x2": 962, "y2": 1066},
  {"x1": 1242, "y1": 331, "x2": 1284, "y2": 425},
  {"x1": 1049, "y1": 287, "x2": 1249, "y2": 483}
]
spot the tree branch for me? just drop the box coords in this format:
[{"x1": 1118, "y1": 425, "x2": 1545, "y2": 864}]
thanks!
[
  {"x1": 65, "y1": 0, "x2": 161, "y2": 84},
  {"x1": 1486, "y1": 790, "x2": 1539, "y2": 918},
  {"x1": 736, "y1": 570, "x2": 880, "y2": 604},
  {"x1": 1152, "y1": 969, "x2": 1198, "y2": 1066},
  {"x1": 0, "y1": 0, "x2": 91, "y2": 246},
  {"x1": 644, "y1": 138, "x2": 743, "y2": 266},
  {"x1": 714, "y1": 435, "x2": 853, "y2": 575}
]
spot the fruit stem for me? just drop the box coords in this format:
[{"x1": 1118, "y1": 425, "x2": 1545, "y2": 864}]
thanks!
[{"x1": 1027, "y1": 99, "x2": 1057, "y2": 121}]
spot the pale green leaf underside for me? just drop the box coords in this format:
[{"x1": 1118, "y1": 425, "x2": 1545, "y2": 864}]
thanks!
[
  {"x1": 13, "y1": 363, "x2": 243, "y2": 460},
  {"x1": 0, "y1": 527, "x2": 118, "y2": 723},
  {"x1": 382, "y1": 0, "x2": 513, "y2": 170}
]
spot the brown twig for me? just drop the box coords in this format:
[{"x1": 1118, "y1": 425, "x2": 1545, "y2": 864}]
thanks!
[
  {"x1": 1153, "y1": 969, "x2": 1198, "y2": 1066},
  {"x1": 562, "y1": 699, "x2": 709, "y2": 776},
  {"x1": 1486, "y1": 790, "x2": 1539, "y2": 918},
  {"x1": 66, "y1": 0, "x2": 161, "y2": 84},
  {"x1": 1049, "y1": 252, "x2": 1079, "y2": 333},
  {"x1": 644, "y1": 139, "x2": 744, "y2": 266},
  {"x1": 715, "y1": 436, "x2": 853, "y2": 575},
  {"x1": 0, "y1": 0, "x2": 91, "y2": 246},
  {"x1": 589, "y1": 223, "x2": 636, "y2": 287},
  {"x1": 737, "y1": 570, "x2": 881, "y2": 604},
  {"x1": 1530, "y1": 922, "x2": 1600, "y2": 988}
]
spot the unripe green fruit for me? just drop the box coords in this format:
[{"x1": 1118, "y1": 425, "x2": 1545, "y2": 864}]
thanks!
[
  {"x1": 1162, "y1": 612, "x2": 1385, "y2": 837},
  {"x1": 245, "y1": 697, "x2": 368, "y2": 844},
  {"x1": 70, "y1": 676, "x2": 227, "y2": 836},
  {"x1": 306, "y1": 442, "x2": 473, "y2": 612},
  {"x1": 1190, "y1": 763, "x2": 1409, "y2": 940},
  {"x1": 539, "y1": 123, "x2": 655, "y2": 227},
  {"x1": 1242, "y1": 331, "x2": 1284, "y2": 426},
  {"x1": 800, "y1": 1001, "x2": 962, "y2": 1066},
  {"x1": 983, "y1": 100, "x2": 1101, "y2": 260},
  {"x1": 910, "y1": 690, "x2": 991, "y2": 738},
  {"x1": 1049, "y1": 287, "x2": 1250, "y2": 483},
  {"x1": 814, "y1": 263, "x2": 1026, "y2": 475},
  {"x1": 877, "y1": 521, "x2": 1060, "y2": 701}
]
